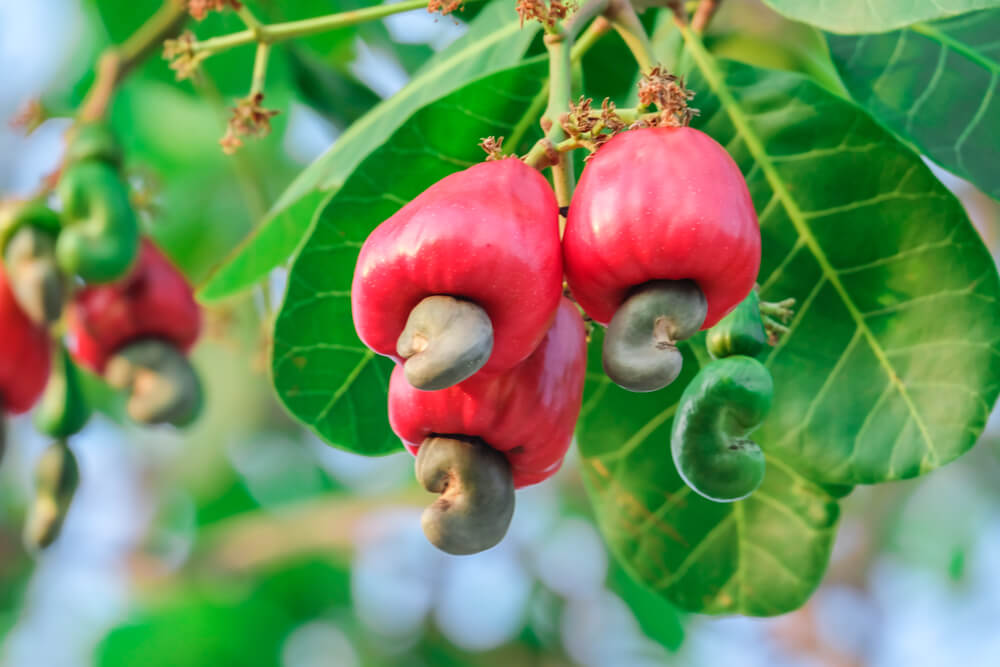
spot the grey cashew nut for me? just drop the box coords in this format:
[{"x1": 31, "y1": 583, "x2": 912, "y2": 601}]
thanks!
[
  {"x1": 415, "y1": 436, "x2": 515, "y2": 555},
  {"x1": 104, "y1": 339, "x2": 203, "y2": 426},
  {"x1": 397, "y1": 295, "x2": 494, "y2": 391},
  {"x1": 3, "y1": 225, "x2": 65, "y2": 326},
  {"x1": 24, "y1": 439, "x2": 79, "y2": 550},
  {"x1": 602, "y1": 279, "x2": 707, "y2": 392}
]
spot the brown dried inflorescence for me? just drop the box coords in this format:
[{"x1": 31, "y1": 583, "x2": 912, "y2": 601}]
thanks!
[
  {"x1": 9, "y1": 99, "x2": 46, "y2": 134},
  {"x1": 428, "y1": 0, "x2": 465, "y2": 15},
  {"x1": 479, "y1": 136, "x2": 506, "y2": 161},
  {"x1": 164, "y1": 31, "x2": 207, "y2": 81},
  {"x1": 186, "y1": 0, "x2": 243, "y2": 21},
  {"x1": 557, "y1": 97, "x2": 629, "y2": 159},
  {"x1": 516, "y1": 0, "x2": 576, "y2": 28},
  {"x1": 220, "y1": 93, "x2": 280, "y2": 155},
  {"x1": 637, "y1": 66, "x2": 698, "y2": 127}
]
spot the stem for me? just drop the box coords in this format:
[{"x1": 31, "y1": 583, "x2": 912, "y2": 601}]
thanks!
[
  {"x1": 691, "y1": 0, "x2": 722, "y2": 34},
  {"x1": 606, "y1": 0, "x2": 656, "y2": 72},
  {"x1": 572, "y1": 16, "x2": 612, "y2": 57},
  {"x1": 543, "y1": 32, "x2": 575, "y2": 210},
  {"x1": 666, "y1": 0, "x2": 688, "y2": 24},
  {"x1": 193, "y1": 0, "x2": 470, "y2": 56},
  {"x1": 535, "y1": 0, "x2": 611, "y2": 209},
  {"x1": 249, "y1": 43, "x2": 271, "y2": 96},
  {"x1": 79, "y1": 1, "x2": 188, "y2": 122},
  {"x1": 506, "y1": 18, "x2": 612, "y2": 156},
  {"x1": 235, "y1": 4, "x2": 263, "y2": 33}
]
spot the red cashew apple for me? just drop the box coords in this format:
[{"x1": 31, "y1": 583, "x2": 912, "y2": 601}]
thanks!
[
  {"x1": 0, "y1": 264, "x2": 51, "y2": 415},
  {"x1": 352, "y1": 158, "x2": 563, "y2": 391},
  {"x1": 388, "y1": 297, "x2": 587, "y2": 554},
  {"x1": 68, "y1": 239, "x2": 203, "y2": 426},
  {"x1": 563, "y1": 126, "x2": 761, "y2": 392}
]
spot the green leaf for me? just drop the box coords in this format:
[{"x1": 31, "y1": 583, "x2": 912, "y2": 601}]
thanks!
[
  {"x1": 579, "y1": 333, "x2": 846, "y2": 616},
  {"x1": 828, "y1": 9, "x2": 1000, "y2": 200},
  {"x1": 761, "y1": 0, "x2": 1000, "y2": 34},
  {"x1": 578, "y1": 48, "x2": 1000, "y2": 615},
  {"x1": 270, "y1": 58, "x2": 549, "y2": 455},
  {"x1": 197, "y1": 0, "x2": 539, "y2": 302}
]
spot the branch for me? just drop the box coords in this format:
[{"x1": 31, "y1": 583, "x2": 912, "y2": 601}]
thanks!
[
  {"x1": 188, "y1": 0, "x2": 480, "y2": 58},
  {"x1": 691, "y1": 0, "x2": 722, "y2": 33},
  {"x1": 606, "y1": 0, "x2": 656, "y2": 73},
  {"x1": 79, "y1": 1, "x2": 189, "y2": 122}
]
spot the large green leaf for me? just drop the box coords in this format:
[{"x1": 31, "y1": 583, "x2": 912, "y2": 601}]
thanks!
[
  {"x1": 578, "y1": 43, "x2": 1000, "y2": 615},
  {"x1": 762, "y1": 0, "x2": 1000, "y2": 34},
  {"x1": 197, "y1": 0, "x2": 539, "y2": 302},
  {"x1": 828, "y1": 9, "x2": 1000, "y2": 200},
  {"x1": 270, "y1": 58, "x2": 549, "y2": 455}
]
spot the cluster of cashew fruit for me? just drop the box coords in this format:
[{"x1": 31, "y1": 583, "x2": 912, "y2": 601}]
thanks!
[
  {"x1": 351, "y1": 123, "x2": 795, "y2": 555},
  {"x1": 0, "y1": 123, "x2": 202, "y2": 550}
]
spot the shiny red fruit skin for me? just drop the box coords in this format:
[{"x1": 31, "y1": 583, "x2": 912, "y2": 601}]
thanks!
[
  {"x1": 68, "y1": 239, "x2": 201, "y2": 373},
  {"x1": 388, "y1": 298, "x2": 586, "y2": 488},
  {"x1": 352, "y1": 158, "x2": 563, "y2": 376},
  {"x1": 563, "y1": 127, "x2": 761, "y2": 328},
  {"x1": 0, "y1": 267, "x2": 50, "y2": 414}
]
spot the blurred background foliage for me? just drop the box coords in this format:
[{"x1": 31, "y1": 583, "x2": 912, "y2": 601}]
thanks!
[{"x1": 1, "y1": 1, "x2": 1000, "y2": 666}]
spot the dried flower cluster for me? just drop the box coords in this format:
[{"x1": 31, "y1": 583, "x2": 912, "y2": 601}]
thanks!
[
  {"x1": 478, "y1": 136, "x2": 506, "y2": 160},
  {"x1": 163, "y1": 31, "x2": 207, "y2": 81},
  {"x1": 220, "y1": 93, "x2": 280, "y2": 154},
  {"x1": 636, "y1": 66, "x2": 698, "y2": 127},
  {"x1": 427, "y1": 0, "x2": 465, "y2": 15},
  {"x1": 9, "y1": 99, "x2": 46, "y2": 134},
  {"x1": 557, "y1": 97, "x2": 630, "y2": 158},
  {"x1": 185, "y1": 0, "x2": 242, "y2": 21},
  {"x1": 515, "y1": 0, "x2": 577, "y2": 28}
]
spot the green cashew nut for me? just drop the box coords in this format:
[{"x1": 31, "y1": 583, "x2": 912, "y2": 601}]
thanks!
[
  {"x1": 670, "y1": 356, "x2": 773, "y2": 502},
  {"x1": 56, "y1": 125, "x2": 138, "y2": 284},
  {"x1": 706, "y1": 289, "x2": 767, "y2": 360},
  {"x1": 0, "y1": 202, "x2": 65, "y2": 326},
  {"x1": 397, "y1": 296, "x2": 494, "y2": 391},
  {"x1": 603, "y1": 280, "x2": 707, "y2": 392},
  {"x1": 34, "y1": 345, "x2": 92, "y2": 439},
  {"x1": 104, "y1": 339, "x2": 203, "y2": 427},
  {"x1": 415, "y1": 436, "x2": 515, "y2": 555},
  {"x1": 24, "y1": 439, "x2": 80, "y2": 550}
]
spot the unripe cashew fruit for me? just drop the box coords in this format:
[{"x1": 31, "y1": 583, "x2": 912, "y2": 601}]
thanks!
[
  {"x1": 24, "y1": 439, "x2": 79, "y2": 550},
  {"x1": 389, "y1": 298, "x2": 587, "y2": 553},
  {"x1": 64, "y1": 123, "x2": 123, "y2": 167},
  {"x1": 0, "y1": 202, "x2": 65, "y2": 325},
  {"x1": 670, "y1": 356, "x2": 773, "y2": 502},
  {"x1": 34, "y1": 345, "x2": 92, "y2": 439},
  {"x1": 353, "y1": 158, "x2": 562, "y2": 390},
  {"x1": 706, "y1": 289, "x2": 768, "y2": 360},
  {"x1": 57, "y1": 123, "x2": 139, "y2": 284},
  {"x1": 563, "y1": 127, "x2": 761, "y2": 392},
  {"x1": 68, "y1": 239, "x2": 203, "y2": 426}
]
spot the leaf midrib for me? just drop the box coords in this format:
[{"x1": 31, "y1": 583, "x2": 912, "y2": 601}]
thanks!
[{"x1": 682, "y1": 33, "x2": 939, "y2": 467}]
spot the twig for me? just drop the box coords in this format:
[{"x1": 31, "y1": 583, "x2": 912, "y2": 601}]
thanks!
[
  {"x1": 79, "y1": 1, "x2": 189, "y2": 122},
  {"x1": 189, "y1": 0, "x2": 478, "y2": 57},
  {"x1": 606, "y1": 0, "x2": 656, "y2": 72},
  {"x1": 691, "y1": 0, "x2": 722, "y2": 33}
]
